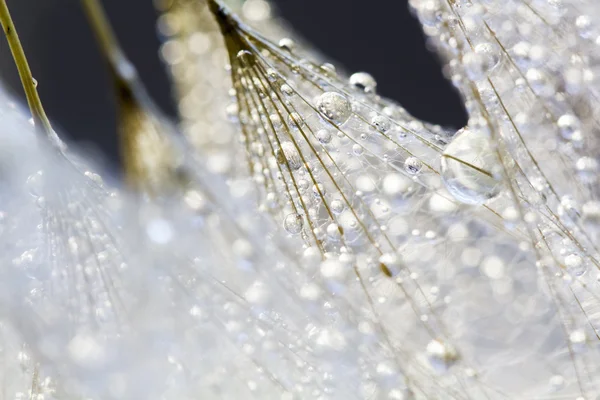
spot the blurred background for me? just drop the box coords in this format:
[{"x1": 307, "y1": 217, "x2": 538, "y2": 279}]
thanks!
[{"x1": 0, "y1": 0, "x2": 466, "y2": 168}]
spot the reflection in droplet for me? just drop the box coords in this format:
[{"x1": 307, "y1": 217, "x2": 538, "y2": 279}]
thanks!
[{"x1": 441, "y1": 127, "x2": 503, "y2": 205}]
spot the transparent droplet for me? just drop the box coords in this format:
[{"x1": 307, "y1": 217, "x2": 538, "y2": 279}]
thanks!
[
  {"x1": 278, "y1": 37, "x2": 296, "y2": 52},
  {"x1": 565, "y1": 254, "x2": 586, "y2": 276},
  {"x1": 569, "y1": 329, "x2": 587, "y2": 346},
  {"x1": 557, "y1": 114, "x2": 581, "y2": 140},
  {"x1": 330, "y1": 199, "x2": 345, "y2": 214},
  {"x1": 288, "y1": 112, "x2": 305, "y2": 130},
  {"x1": 352, "y1": 144, "x2": 364, "y2": 156},
  {"x1": 313, "y1": 183, "x2": 326, "y2": 197},
  {"x1": 236, "y1": 50, "x2": 255, "y2": 65},
  {"x1": 316, "y1": 92, "x2": 352, "y2": 125},
  {"x1": 26, "y1": 170, "x2": 44, "y2": 197},
  {"x1": 575, "y1": 15, "x2": 594, "y2": 39},
  {"x1": 404, "y1": 157, "x2": 423, "y2": 175},
  {"x1": 474, "y1": 42, "x2": 501, "y2": 73},
  {"x1": 320, "y1": 63, "x2": 337, "y2": 76},
  {"x1": 283, "y1": 213, "x2": 303, "y2": 234},
  {"x1": 326, "y1": 223, "x2": 342, "y2": 240},
  {"x1": 349, "y1": 72, "x2": 377, "y2": 93},
  {"x1": 426, "y1": 339, "x2": 460, "y2": 373},
  {"x1": 462, "y1": 51, "x2": 487, "y2": 81},
  {"x1": 549, "y1": 375, "x2": 565, "y2": 391},
  {"x1": 275, "y1": 141, "x2": 303, "y2": 170},
  {"x1": 441, "y1": 127, "x2": 503, "y2": 205},
  {"x1": 280, "y1": 84, "x2": 294, "y2": 96},
  {"x1": 371, "y1": 115, "x2": 391, "y2": 133},
  {"x1": 146, "y1": 219, "x2": 174, "y2": 244},
  {"x1": 316, "y1": 129, "x2": 333, "y2": 144}
]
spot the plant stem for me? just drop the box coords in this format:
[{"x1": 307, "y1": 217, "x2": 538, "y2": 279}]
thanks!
[
  {"x1": 0, "y1": 0, "x2": 53, "y2": 136},
  {"x1": 80, "y1": 0, "x2": 124, "y2": 79}
]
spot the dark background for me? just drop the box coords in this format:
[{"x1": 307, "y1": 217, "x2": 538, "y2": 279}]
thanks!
[{"x1": 1, "y1": 0, "x2": 466, "y2": 167}]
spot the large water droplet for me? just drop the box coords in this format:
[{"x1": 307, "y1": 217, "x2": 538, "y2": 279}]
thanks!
[
  {"x1": 316, "y1": 92, "x2": 352, "y2": 125},
  {"x1": 441, "y1": 127, "x2": 503, "y2": 205}
]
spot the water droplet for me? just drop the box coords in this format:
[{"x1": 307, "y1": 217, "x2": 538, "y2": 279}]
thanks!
[
  {"x1": 287, "y1": 112, "x2": 305, "y2": 130},
  {"x1": 349, "y1": 72, "x2": 377, "y2": 93},
  {"x1": 352, "y1": 144, "x2": 364, "y2": 156},
  {"x1": 576, "y1": 15, "x2": 594, "y2": 39},
  {"x1": 275, "y1": 141, "x2": 302, "y2": 170},
  {"x1": 576, "y1": 157, "x2": 599, "y2": 183},
  {"x1": 236, "y1": 50, "x2": 255, "y2": 64},
  {"x1": 331, "y1": 199, "x2": 345, "y2": 214},
  {"x1": 278, "y1": 37, "x2": 296, "y2": 52},
  {"x1": 565, "y1": 253, "x2": 586, "y2": 276},
  {"x1": 316, "y1": 92, "x2": 352, "y2": 125},
  {"x1": 426, "y1": 339, "x2": 459, "y2": 373},
  {"x1": 404, "y1": 157, "x2": 423, "y2": 175},
  {"x1": 326, "y1": 223, "x2": 342, "y2": 240},
  {"x1": 441, "y1": 127, "x2": 503, "y2": 205},
  {"x1": 283, "y1": 213, "x2": 303, "y2": 234},
  {"x1": 320, "y1": 63, "x2": 337, "y2": 76},
  {"x1": 269, "y1": 114, "x2": 283, "y2": 128},
  {"x1": 320, "y1": 259, "x2": 347, "y2": 280},
  {"x1": 316, "y1": 129, "x2": 332, "y2": 144},
  {"x1": 549, "y1": 375, "x2": 565, "y2": 390},
  {"x1": 146, "y1": 219, "x2": 174, "y2": 244},
  {"x1": 462, "y1": 51, "x2": 487, "y2": 81},
  {"x1": 569, "y1": 329, "x2": 587, "y2": 347},
  {"x1": 557, "y1": 114, "x2": 581, "y2": 140},
  {"x1": 474, "y1": 42, "x2": 501, "y2": 72},
  {"x1": 371, "y1": 115, "x2": 391, "y2": 133},
  {"x1": 280, "y1": 84, "x2": 294, "y2": 96},
  {"x1": 26, "y1": 171, "x2": 44, "y2": 197},
  {"x1": 313, "y1": 183, "x2": 326, "y2": 197},
  {"x1": 244, "y1": 280, "x2": 270, "y2": 304}
]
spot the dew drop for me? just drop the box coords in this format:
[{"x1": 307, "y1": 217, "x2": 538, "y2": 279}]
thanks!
[
  {"x1": 404, "y1": 157, "x2": 423, "y2": 175},
  {"x1": 557, "y1": 114, "x2": 581, "y2": 140},
  {"x1": 287, "y1": 112, "x2": 305, "y2": 130},
  {"x1": 352, "y1": 144, "x2": 364, "y2": 156},
  {"x1": 316, "y1": 129, "x2": 332, "y2": 144},
  {"x1": 331, "y1": 199, "x2": 345, "y2": 214},
  {"x1": 278, "y1": 37, "x2": 296, "y2": 52},
  {"x1": 236, "y1": 50, "x2": 255, "y2": 64},
  {"x1": 280, "y1": 84, "x2": 294, "y2": 96},
  {"x1": 565, "y1": 253, "x2": 586, "y2": 276},
  {"x1": 316, "y1": 92, "x2": 352, "y2": 125},
  {"x1": 349, "y1": 72, "x2": 377, "y2": 93},
  {"x1": 275, "y1": 141, "x2": 302, "y2": 170},
  {"x1": 320, "y1": 63, "x2": 337, "y2": 76},
  {"x1": 426, "y1": 339, "x2": 459, "y2": 373},
  {"x1": 283, "y1": 213, "x2": 303, "y2": 234},
  {"x1": 371, "y1": 115, "x2": 391, "y2": 133},
  {"x1": 441, "y1": 127, "x2": 503, "y2": 205},
  {"x1": 26, "y1": 171, "x2": 44, "y2": 197},
  {"x1": 326, "y1": 223, "x2": 343, "y2": 240},
  {"x1": 313, "y1": 183, "x2": 326, "y2": 197}
]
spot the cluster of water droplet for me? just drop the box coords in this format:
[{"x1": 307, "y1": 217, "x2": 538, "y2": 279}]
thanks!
[
  {"x1": 1, "y1": 0, "x2": 600, "y2": 399},
  {"x1": 198, "y1": 3, "x2": 600, "y2": 397},
  {"x1": 411, "y1": 0, "x2": 600, "y2": 396},
  {"x1": 156, "y1": 0, "x2": 311, "y2": 177}
]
